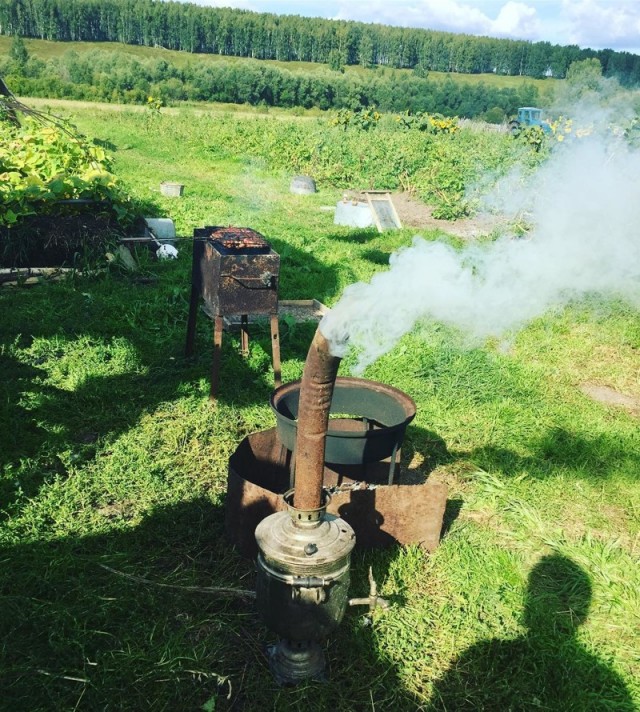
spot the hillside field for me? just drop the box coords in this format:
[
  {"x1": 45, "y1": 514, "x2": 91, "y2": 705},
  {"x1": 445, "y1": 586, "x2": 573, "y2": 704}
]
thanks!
[{"x1": 0, "y1": 35, "x2": 558, "y2": 102}]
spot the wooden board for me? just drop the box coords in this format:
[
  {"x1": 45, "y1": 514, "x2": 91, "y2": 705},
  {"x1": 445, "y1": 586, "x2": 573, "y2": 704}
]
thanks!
[{"x1": 364, "y1": 192, "x2": 402, "y2": 232}]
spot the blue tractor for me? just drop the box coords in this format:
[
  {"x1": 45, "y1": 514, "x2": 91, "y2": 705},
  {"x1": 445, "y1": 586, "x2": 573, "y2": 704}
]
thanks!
[{"x1": 509, "y1": 107, "x2": 552, "y2": 136}]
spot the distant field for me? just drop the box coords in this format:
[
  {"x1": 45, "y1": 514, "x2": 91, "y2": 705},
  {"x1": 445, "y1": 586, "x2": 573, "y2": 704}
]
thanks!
[
  {"x1": 19, "y1": 95, "x2": 325, "y2": 119},
  {"x1": 0, "y1": 36, "x2": 559, "y2": 100}
]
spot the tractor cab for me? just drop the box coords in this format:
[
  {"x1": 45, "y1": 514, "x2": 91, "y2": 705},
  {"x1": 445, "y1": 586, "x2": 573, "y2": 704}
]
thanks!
[{"x1": 510, "y1": 107, "x2": 552, "y2": 135}]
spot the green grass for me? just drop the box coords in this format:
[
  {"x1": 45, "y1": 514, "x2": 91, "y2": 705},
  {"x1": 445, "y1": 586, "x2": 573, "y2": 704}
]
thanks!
[{"x1": 0, "y1": 102, "x2": 638, "y2": 711}]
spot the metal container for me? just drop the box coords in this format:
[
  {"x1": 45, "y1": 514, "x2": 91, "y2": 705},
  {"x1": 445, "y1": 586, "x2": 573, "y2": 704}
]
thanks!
[
  {"x1": 255, "y1": 490, "x2": 355, "y2": 640},
  {"x1": 270, "y1": 376, "x2": 416, "y2": 465},
  {"x1": 255, "y1": 490, "x2": 355, "y2": 683},
  {"x1": 160, "y1": 181, "x2": 184, "y2": 197},
  {"x1": 191, "y1": 227, "x2": 279, "y2": 317},
  {"x1": 185, "y1": 227, "x2": 281, "y2": 399},
  {"x1": 290, "y1": 175, "x2": 317, "y2": 195}
]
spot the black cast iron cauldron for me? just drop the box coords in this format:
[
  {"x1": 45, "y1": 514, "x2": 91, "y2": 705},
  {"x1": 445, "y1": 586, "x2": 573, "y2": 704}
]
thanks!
[{"x1": 270, "y1": 377, "x2": 416, "y2": 466}]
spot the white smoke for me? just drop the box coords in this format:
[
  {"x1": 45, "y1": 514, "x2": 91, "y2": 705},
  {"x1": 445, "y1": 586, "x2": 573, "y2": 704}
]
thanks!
[{"x1": 320, "y1": 135, "x2": 640, "y2": 372}]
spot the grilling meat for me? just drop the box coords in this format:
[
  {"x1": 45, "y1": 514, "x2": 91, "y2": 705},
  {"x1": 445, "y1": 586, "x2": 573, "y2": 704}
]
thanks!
[{"x1": 210, "y1": 227, "x2": 268, "y2": 251}]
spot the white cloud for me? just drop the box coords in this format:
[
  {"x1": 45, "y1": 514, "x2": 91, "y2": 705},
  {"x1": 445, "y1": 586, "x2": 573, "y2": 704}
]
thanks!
[
  {"x1": 561, "y1": 0, "x2": 640, "y2": 51},
  {"x1": 492, "y1": 2, "x2": 540, "y2": 39},
  {"x1": 331, "y1": 0, "x2": 640, "y2": 52},
  {"x1": 333, "y1": 0, "x2": 542, "y2": 41},
  {"x1": 332, "y1": 0, "x2": 497, "y2": 35}
]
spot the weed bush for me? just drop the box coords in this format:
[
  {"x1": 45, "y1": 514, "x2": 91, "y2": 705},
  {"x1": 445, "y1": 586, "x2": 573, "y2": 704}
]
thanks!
[{"x1": 0, "y1": 117, "x2": 139, "y2": 266}]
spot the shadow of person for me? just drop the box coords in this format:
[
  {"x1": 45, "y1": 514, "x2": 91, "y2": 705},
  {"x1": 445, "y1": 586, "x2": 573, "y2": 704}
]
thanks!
[
  {"x1": 429, "y1": 554, "x2": 634, "y2": 711},
  {"x1": 0, "y1": 497, "x2": 263, "y2": 710}
]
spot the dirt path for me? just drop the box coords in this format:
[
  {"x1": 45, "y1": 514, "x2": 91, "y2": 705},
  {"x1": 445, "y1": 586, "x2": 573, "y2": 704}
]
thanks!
[
  {"x1": 579, "y1": 383, "x2": 640, "y2": 416},
  {"x1": 390, "y1": 192, "x2": 506, "y2": 239}
]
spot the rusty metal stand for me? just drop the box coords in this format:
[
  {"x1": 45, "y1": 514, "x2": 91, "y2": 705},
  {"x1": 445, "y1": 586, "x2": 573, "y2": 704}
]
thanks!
[
  {"x1": 211, "y1": 315, "x2": 224, "y2": 399},
  {"x1": 270, "y1": 314, "x2": 282, "y2": 388},
  {"x1": 185, "y1": 283, "x2": 200, "y2": 359},
  {"x1": 185, "y1": 300, "x2": 281, "y2": 401}
]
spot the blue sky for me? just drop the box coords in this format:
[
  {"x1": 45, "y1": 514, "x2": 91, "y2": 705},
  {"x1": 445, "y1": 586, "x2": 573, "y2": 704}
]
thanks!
[{"x1": 185, "y1": 0, "x2": 640, "y2": 54}]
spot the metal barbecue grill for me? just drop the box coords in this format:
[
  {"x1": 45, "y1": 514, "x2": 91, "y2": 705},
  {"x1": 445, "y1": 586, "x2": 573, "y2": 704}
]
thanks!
[{"x1": 185, "y1": 226, "x2": 281, "y2": 399}]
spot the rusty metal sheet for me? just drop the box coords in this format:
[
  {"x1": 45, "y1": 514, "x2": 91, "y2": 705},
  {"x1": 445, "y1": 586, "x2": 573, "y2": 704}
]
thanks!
[
  {"x1": 226, "y1": 428, "x2": 447, "y2": 558},
  {"x1": 328, "y1": 483, "x2": 446, "y2": 550}
]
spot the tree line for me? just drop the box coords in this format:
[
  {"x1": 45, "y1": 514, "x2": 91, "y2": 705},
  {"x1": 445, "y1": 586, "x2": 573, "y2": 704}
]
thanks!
[
  {"x1": 1, "y1": 0, "x2": 639, "y2": 85},
  {"x1": 1, "y1": 40, "x2": 540, "y2": 119}
]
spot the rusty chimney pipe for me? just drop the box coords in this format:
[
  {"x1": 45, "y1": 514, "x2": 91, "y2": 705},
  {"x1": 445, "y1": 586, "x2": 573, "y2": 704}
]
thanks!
[{"x1": 293, "y1": 327, "x2": 341, "y2": 510}]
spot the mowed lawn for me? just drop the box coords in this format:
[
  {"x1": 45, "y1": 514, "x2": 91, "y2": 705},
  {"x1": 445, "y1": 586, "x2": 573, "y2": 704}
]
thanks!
[{"x1": 0, "y1": 102, "x2": 638, "y2": 711}]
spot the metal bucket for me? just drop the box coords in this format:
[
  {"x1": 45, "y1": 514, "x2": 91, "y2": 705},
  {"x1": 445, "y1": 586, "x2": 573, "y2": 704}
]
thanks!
[{"x1": 290, "y1": 175, "x2": 317, "y2": 195}]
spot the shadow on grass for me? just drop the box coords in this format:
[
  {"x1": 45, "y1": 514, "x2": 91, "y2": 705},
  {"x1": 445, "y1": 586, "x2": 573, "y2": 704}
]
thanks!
[
  {"x1": 361, "y1": 248, "x2": 391, "y2": 266},
  {"x1": 92, "y1": 137, "x2": 118, "y2": 152},
  {"x1": 428, "y1": 554, "x2": 634, "y2": 711},
  {"x1": 440, "y1": 498, "x2": 464, "y2": 539},
  {"x1": 0, "y1": 497, "x2": 257, "y2": 710},
  {"x1": 2, "y1": 501, "x2": 632, "y2": 710},
  {"x1": 403, "y1": 425, "x2": 452, "y2": 478},
  {"x1": 324, "y1": 228, "x2": 380, "y2": 244},
  {"x1": 467, "y1": 425, "x2": 640, "y2": 481},
  {"x1": 0, "y1": 496, "x2": 418, "y2": 711},
  {"x1": 404, "y1": 416, "x2": 638, "y2": 485},
  {"x1": 410, "y1": 344, "x2": 639, "y2": 482},
  {"x1": 266, "y1": 235, "x2": 344, "y2": 304}
]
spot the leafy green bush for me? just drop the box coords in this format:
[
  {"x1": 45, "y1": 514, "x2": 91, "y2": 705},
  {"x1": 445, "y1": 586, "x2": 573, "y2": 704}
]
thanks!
[
  {"x1": 0, "y1": 117, "x2": 139, "y2": 266},
  {"x1": 0, "y1": 117, "x2": 134, "y2": 227},
  {"x1": 329, "y1": 107, "x2": 382, "y2": 131},
  {"x1": 206, "y1": 113, "x2": 518, "y2": 218},
  {"x1": 1, "y1": 46, "x2": 542, "y2": 118},
  {"x1": 395, "y1": 110, "x2": 459, "y2": 134}
]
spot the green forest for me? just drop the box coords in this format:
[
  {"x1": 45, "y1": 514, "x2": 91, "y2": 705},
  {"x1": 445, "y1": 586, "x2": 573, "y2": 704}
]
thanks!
[
  {"x1": 1, "y1": 36, "x2": 540, "y2": 118},
  {"x1": 2, "y1": 0, "x2": 640, "y2": 85}
]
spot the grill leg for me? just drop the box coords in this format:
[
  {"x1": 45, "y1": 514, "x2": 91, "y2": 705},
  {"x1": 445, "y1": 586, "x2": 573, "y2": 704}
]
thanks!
[
  {"x1": 210, "y1": 315, "x2": 224, "y2": 401},
  {"x1": 270, "y1": 314, "x2": 281, "y2": 388},
  {"x1": 288, "y1": 447, "x2": 296, "y2": 490},
  {"x1": 240, "y1": 315, "x2": 250, "y2": 358},
  {"x1": 185, "y1": 284, "x2": 199, "y2": 357}
]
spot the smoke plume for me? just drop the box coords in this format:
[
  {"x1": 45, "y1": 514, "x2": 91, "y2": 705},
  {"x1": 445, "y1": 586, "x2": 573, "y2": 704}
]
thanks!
[{"x1": 320, "y1": 134, "x2": 640, "y2": 372}]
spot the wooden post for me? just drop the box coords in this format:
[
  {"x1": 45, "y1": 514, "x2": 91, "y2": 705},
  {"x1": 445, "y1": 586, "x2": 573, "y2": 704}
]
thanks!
[
  {"x1": 270, "y1": 314, "x2": 281, "y2": 388},
  {"x1": 210, "y1": 316, "x2": 224, "y2": 401},
  {"x1": 185, "y1": 283, "x2": 200, "y2": 357},
  {"x1": 240, "y1": 315, "x2": 250, "y2": 357}
]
